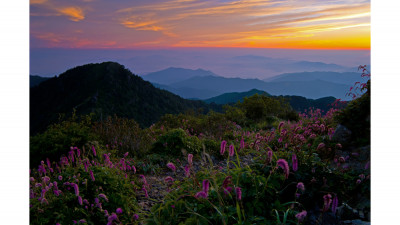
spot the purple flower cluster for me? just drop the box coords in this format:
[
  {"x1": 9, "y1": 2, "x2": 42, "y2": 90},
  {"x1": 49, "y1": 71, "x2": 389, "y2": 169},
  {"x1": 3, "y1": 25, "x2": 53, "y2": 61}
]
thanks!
[
  {"x1": 220, "y1": 140, "x2": 227, "y2": 155},
  {"x1": 277, "y1": 159, "x2": 290, "y2": 179},
  {"x1": 167, "y1": 162, "x2": 176, "y2": 172}
]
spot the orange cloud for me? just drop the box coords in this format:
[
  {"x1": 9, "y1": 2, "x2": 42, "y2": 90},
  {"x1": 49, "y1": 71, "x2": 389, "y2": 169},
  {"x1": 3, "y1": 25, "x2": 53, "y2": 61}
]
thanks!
[
  {"x1": 32, "y1": 32, "x2": 118, "y2": 48},
  {"x1": 30, "y1": 0, "x2": 48, "y2": 4},
  {"x1": 57, "y1": 7, "x2": 85, "y2": 21},
  {"x1": 121, "y1": 20, "x2": 163, "y2": 31}
]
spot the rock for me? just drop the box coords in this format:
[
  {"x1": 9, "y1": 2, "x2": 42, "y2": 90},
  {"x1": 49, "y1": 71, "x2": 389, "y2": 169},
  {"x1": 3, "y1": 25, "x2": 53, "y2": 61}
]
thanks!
[
  {"x1": 352, "y1": 146, "x2": 370, "y2": 162},
  {"x1": 340, "y1": 219, "x2": 370, "y2": 225},
  {"x1": 333, "y1": 124, "x2": 352, "y2": 144}
]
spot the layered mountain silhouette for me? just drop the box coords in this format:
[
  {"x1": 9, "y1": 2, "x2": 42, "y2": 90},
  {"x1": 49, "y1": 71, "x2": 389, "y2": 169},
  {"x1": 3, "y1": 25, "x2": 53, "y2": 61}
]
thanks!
[
  {"x1": 230, "y1": 55, "x2": 351, "y2": 74},
  {"x1": 143, "y1": 67, "x2": 218, "y2": 85},
  {"x1": 263, "y1": 71, "x2": 366, "y2": 85},
  {"x1": 204, "y1": 89, "x2": 339, "y2": 113},
  {"x1": 30, "y1": 62, "x2": 221, "y2": 135},
  {"x1": 204, "y1": 89, "x2": 271, "y2": 104},
  {"x1": 141, "y1": 67, "x2": 363, "y2": 100}
]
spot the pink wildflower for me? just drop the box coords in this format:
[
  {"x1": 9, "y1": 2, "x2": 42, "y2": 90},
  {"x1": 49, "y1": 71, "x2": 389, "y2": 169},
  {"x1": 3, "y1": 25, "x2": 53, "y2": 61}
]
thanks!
[
  {"x1": 292, "y1": 154, "x2": 298, "y2": 171},
  {"x1": 98, "y1": 193, "x2": 109, "y2": 202},
  {"x1": 132, "y1": 165, "x2": 136, "y2": 174},
  {"x1": 91, "y1": 145, "x2": 96, "y2": 157},
  {"x1": 116, "y1": 208, "x2": 123, "y2": 214},
  {"x1": 167, "y1": 162, "x2": 176, "y2": 172},
  {"x1": 365, "y1": 161, "x2": 370, "y2": 170},
  {"x1": 72, "y1": 183, "x2": 79, "y2": 196},
  {"x1": 222, "y1": 176, "x2": 232, "y2": 188},
  {"x1": 123, "y1": 152, "x2": 129, "y2": 157},
  {"x1": 46, "y1": 158, "x2": 52, "y2": 170},
  {"x1": 235, "y1": 187, "x2": 242, "y2": 200},
  {"x1": 139, "y1": 175, "x2": 148, "y2": 187},
  {"x1": 108, "y1": 213, "x2": 118, "y2": 223},
  {"x1": 142, "y1": 187, "x2": 149, "y2": 198},
  {"x1": 229, "y1": 144, "x2": 235, "y2": 157},
  {"x1": 267, "y1": 149, "x2": 273, "y2": 163},
  {"x1": 188, "y1": 154, "x2": 193, "y2": 165},
  {"x1": 277, "y1": 159, "x2": 290, "y2": 179},
  {"x1": 240, "y1": 138, "x2": 245, "y2": 150},
  {"x1": 164, "y1": 176, "x2": 174, "y2": 183},
  {"x1": 78, "y1": 196, "x2": 83, "y2": 205},
  {"x1": 220, "y1": 140, "x2": 227, "y2": 155},
  {"x1": 278, "y1": 122, "x2": 284, "y2": 132},
  {"x1": 331, "y1": 195, "x2": 338, "y2": 213},
  {"x1": 316, "y1": 143, "x2": 325, "y2": 151},
  {"x1": 133, "y1": 214, "x2": 139, "y2": 220},
  {"x1": 323, "y1": 194, "x2": 332, "y2": 212},
  {"x1": 297, "y1": 182, "x2": 305, "y2": 191},
  {"x1": 202, "y1": 179, "x2": 210, "y2": 193},
  {"x1": 223, "y1": 186, "x2": 233, "y2": 195},
  {"x1": 90, "y1": 170, "x2": 95, "y2": 181},
  {"x1": 195, "y1": 191, "x2": 208, "y2": 199},
  {"x1": 184, "y1": 165, "x2": 190, "y2": 177},
  {"x1": 295, "y1": 210, "x2": 307, "y2": 222}
]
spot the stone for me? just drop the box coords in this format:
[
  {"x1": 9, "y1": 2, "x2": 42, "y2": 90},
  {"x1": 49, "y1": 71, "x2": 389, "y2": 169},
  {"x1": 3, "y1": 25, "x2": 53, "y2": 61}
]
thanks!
[
  {"x1": 333, "y1": 124, "x2": 352, "y2": 144},
  {"x1": 340, "y1": 219, "x2": 370, "y2": 225}
]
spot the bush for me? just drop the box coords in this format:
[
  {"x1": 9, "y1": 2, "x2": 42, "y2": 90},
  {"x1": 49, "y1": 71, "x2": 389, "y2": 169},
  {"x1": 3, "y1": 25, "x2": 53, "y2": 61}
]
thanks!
[
  {"x1": 334, "y1": 81, "x2": 370, "y2": 145},
  {"x1": 151, "y1": 128, "x2": 202, "y2": 156},
  {"x1": 92, "y1": 116, "x2": 152, "y2": 157},
  {"x1": 30, "y1": 146, "x2": 140, "y2": 225},
  {"x1": 202, "y1": 138, "x2": 223, "y2": 159},
  {"x1": 30, "y1": 113, "x2": 97, "y2": 167}
]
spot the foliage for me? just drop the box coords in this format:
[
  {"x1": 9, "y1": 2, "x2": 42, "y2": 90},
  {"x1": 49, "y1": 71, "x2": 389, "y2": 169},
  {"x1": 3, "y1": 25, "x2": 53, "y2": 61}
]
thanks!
[
  {"x1": 92, "y1": 116, "x2": 153, "y2": 157},
  {"x1": 30, "y1": 145, "x2": 140, "y2": 225},
  {"x1": 335, "y1": 68, "x2": 370, "y2": 146},
  {"x1": 151, "y1": 128, "x2": 202, "y2": 156},
  {"x1": 30, "y1": 112, "x2": 97, "y2": 167},
  {"x1": 224, "y1": 94, "x2": 298, "y2": 128}
]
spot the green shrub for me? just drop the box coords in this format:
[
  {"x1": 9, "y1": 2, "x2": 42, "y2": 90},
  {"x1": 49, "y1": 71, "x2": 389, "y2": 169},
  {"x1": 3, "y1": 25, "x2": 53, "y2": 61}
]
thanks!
[
  {"x1": 30, "y1": 151, "x2": 139, "y2": 225},
  {"x1": 30, "y1": 114, "x2": 97, "y2": 167},
  {"x1": 92, "y1": 116, "x2": 152, "y2": 157},
  {"x1": 151, "y1": 128, "x2": 202, "y2": 156},
  {"x1": 202, "y1": 138, "x2": 223, "y2": 159},
  {"x1": 334, "y1": 80, "x2": 370, "y2": 145}
]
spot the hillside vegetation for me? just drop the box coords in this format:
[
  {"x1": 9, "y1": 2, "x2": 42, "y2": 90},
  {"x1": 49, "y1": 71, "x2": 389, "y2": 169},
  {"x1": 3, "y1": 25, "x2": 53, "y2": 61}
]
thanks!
[{"x1": 30, "y1": 63, "x2": 370, "y2": 225}]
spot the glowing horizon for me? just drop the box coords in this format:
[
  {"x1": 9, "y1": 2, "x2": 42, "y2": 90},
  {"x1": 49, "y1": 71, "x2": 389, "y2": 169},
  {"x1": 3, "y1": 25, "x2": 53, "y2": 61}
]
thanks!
[{"x1": 30, "y1": 0, "x2": 370, "y2": 50}]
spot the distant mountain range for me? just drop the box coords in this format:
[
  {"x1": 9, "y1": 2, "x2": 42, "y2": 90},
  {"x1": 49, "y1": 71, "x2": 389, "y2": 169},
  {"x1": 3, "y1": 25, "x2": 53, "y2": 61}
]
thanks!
[
  {"x1": 204, "y1": 89, "x2": 339, "y2": 113},
  {"x1": 143, "y1": 67, "x2": 218, "y2": 85},
  {"x1": 30, "y1": 62, "x2": 221, "y2": 135},
  {"x1": 232, "y1": 55, "x2": 351, "y2": 74},
  {"x1": 204, "y1": 89, "x2": 271, "y2": 104},
  {"x1": 142, "y1": 68, "x2": 360, "y2": 100},
  {"x1": 263, "y1": 71, "x2": 368, "y2": 85}
]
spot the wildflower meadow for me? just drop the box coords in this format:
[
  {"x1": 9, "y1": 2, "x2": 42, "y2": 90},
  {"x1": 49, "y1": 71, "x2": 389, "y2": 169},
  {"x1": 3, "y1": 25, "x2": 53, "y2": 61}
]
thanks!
[{"x1": 30, "y1": 68, "x2": 370, "y2": 225}]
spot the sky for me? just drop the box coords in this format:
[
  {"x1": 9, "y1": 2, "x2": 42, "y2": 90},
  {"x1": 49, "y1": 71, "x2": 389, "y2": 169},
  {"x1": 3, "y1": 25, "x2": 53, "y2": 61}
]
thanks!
[
  {"x1": 30, "y1": 0, "x2": 370, "y2": 50},
  {"x1": 30, "y1": 0, "x2": 371, "y2": 77}
]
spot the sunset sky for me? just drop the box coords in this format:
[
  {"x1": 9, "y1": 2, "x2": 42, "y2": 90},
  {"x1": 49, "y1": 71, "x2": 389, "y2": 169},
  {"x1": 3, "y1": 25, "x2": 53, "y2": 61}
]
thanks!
[{"x1": 30, "y1": 0, "x2": 370, "y2": 50}]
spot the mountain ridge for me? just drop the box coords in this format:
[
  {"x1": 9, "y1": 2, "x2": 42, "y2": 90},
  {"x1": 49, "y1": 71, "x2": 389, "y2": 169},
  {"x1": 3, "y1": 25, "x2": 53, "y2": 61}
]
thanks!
[{"x1": 30, "y1": 62, "x2": 221, "y2": 135}]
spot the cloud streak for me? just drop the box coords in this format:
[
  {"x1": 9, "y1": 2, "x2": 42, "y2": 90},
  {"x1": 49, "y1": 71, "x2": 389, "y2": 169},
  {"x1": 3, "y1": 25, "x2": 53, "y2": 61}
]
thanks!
[
  {"x1": 57, "y1": 7, "x2": 85, "y2": 22},
  {"x1": 30, "y1": 0, "x2": 370, "y2": 49}
]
